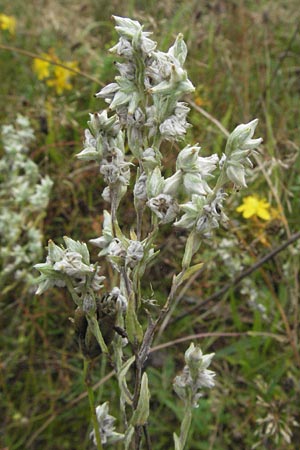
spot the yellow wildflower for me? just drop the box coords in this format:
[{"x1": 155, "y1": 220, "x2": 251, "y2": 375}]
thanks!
[
  {"x1": 32, "y1": 50, "x2": 78, "y2": 94},
  {"x1": 32, "y1": 54, "x2": 51, "y2": 80},
  {"x1": 0, "y1": 13, "x2": 16, "y2": 34},
  {"x1": 236, "y1": 196, "x2": 271, "y2": 221},
  {"x1": 46, "y1": 62, "x2": 78, "y2": 94}
]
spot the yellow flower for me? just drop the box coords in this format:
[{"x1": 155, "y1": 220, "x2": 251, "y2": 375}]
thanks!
[
  {"x1": 32, "y1": 50, "x2": 78, "y2": 94},
  {"x1": 32, "y1": 54, "x2": 51, "y2": 80},
  {"x1": 46, "y1": 61, "x2": 78, "y2": 94},
  {"x1": 236, "y1": 196, "x2": 271, "y2": 221},
  {"x1": 0, "y1": 13, "x2": 16, "y2": 34}
]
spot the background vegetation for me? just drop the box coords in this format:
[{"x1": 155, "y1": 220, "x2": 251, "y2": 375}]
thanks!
[{"x1": 1, "y1": 0, "x2": 300, "y2": 449}]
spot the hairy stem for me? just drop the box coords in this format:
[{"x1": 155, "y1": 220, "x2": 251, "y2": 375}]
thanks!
[{"x1": 83, "y1": 360, "x2": 103, "y2": 450}]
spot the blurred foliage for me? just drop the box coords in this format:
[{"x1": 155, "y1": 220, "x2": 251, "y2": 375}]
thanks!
[{"x1": 1, "y1": 0, "x2": 300, "y2": 449}]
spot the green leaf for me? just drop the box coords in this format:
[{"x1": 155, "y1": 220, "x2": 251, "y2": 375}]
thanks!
[
  {"x1": 131, "y1": 373, "x2": 150, "y2": 426},
  {"x1": 118, "y1": 356, "x2": 135, "y2": 406},
  {"x1": 182, "y1": 229, "x2": 202, "y2": 270},
  {"x1": 173, "y1": 432, "x2": 182, "y2": 450},
  {"x1": 125, "y1": 293, "x2": 143, "y2": 344},
  {"x1": 124, "y1": 425, "x2": 135, "y2": 450},
  {"x1": 178, "y1": 262, "x2": 204, "y2": 284}
]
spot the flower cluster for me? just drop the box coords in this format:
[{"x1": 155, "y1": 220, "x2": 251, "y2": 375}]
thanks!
[
  {"x1": 34, "y1": 237, "x2": 105, "y2": 298},
  {"x1": 0, "y1": 115, "x2": 53, "y2": 287},
  {"x1": 173, "y1": 343, "x2": 216, "y2": 408},
  {"x1": 81, "y1": 17, "x2": 262, "y2": 240},
  {"x1": 222, "y1": 119, "x2": 263, "y2": 188},
  {"x1": 0, "y1": 13, "x2": 16, "y2": 35},
  {"x1": 77, "y1": 111, "x2": 130, "y2": 206},
  {"x1": 95, "y1": 17, "x2": 194, "y2": 154},
  {"x1": 32, "y1": 50, "x2": 78, "y2": 94}
]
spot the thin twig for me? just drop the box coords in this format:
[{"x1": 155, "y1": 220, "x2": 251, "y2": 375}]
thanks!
[
  {"x1": 0, "y1": 43, "x2": 103, "y2": 86},
  {"x1": 171, "y1": 230, "x2": 300, "y2": 323},
  {"x1": 151, "y1": 331, "x2": 287, "y2": 353}
]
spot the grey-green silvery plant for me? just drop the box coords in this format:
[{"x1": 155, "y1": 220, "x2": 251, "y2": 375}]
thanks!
[
  {"x1": 0, "y1": 115, "x2": 53, "y2": 292},
  {"x1": 34, "y1": 16, "x2": 262, "y2": 450}
]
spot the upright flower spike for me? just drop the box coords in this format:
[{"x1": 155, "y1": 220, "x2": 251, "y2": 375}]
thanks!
[{"x1": 173, "y1": 343, "x2": 216, "y2": 408}]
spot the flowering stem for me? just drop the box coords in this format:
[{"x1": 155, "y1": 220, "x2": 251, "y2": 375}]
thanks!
[
  {"x1": 179, "y1": 404, "x2": 192, "y2": 449},
  {"x1": 83, "y1": 359, "x2": 104, "y2": 450}
]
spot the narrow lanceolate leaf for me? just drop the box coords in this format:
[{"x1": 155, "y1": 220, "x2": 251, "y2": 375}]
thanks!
[
  {"x1": 125, "y1": 292, "x2": 143, "y2": 344},
  {"x1": 178, "y1": 262, "x2": 204, "y2": 284},
  {"x1": 118, "y1": 356, "x2": 135, "y2": 406},
  {"x1": 124, "y1": 425, "x2": 135, "y2": 450},
  {"x1": 181, "y1": 229, "x2": 202, "y2": 269},
  {"x1": 131, "y1": 373, "x2": 150, "y2": 426},
  {"x1": 173, "y1": 432, "x2": 182, "y2": 450}
]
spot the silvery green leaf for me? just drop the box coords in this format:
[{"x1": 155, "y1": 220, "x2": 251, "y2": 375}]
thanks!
[
  {"x1": 34, "y1": 263, "x2": 61, "y2": 278},
  {"x1": 163, "y1": 170, "x2": 182, "y2": 195},
  {"x1": 176, "y1": 145, "x2": 200, "y2": 172},
  {"x1": 90, "y1": 210, "x2": 113, "y2": 254},
  {"x1": 140, "y1": 36, "x2": 157, "y2": 54},
  {"x1": 225, "y1": 119, "x2": 262, "y2": 155},
  {"x1": 181, "y1": 230, "x2": 202, "y2": 269},
  {"x1": 142, "y1": 148, "x2": 158, "y2": 171},
  {"x1": 118, "y1": 356, "x2": 135, "y2": 406},
  {"x1": 183, "y1": 172, "x2": 211, "y2": 196},
  {"x1": 126, "y1": 292, "x2": 143, "y2": 344},
  {"x1": 128, "y1": 91, "x2": 141, "y2": 115},
  {"x1": 226, "y1": 163, "x2": 247, "y2": 187},
  {"x1": 174, "y1": 213, "x2": 196, "y2": 229},
  {"x1": 113, "y1": 16, "x2": 142, "y2": 38},
  {"x1": 109, "y1": 90, "x2": 132, "y2": 110},
  {"x1": 179, "y1": 262, "x2": 204, "y2": 282},
  {"x1": 34, "y1": 273, "x2": 66, "y2": 295},
  {"x1": 124, "y1": 425, "x2": 135, "y2": 450},
  {"x1": 48, "y1": 240, "x2": 65, "y2": 262},
  {"x1": 168, "y1": 33, "x2": 187, "y2": 66},
  {"x1": 77, "y1": 129, "x2": 99, "y2": 161},
  {"x1": 63, "y1": 236, "x2": 90, "y2": 265},
  {"x1": 146, "y1": 167, "x2": 164, "y2": 198},
  {"x1": 95, "y1": 82, "x2": 119, "y2": 100},
  {"x1": 173, "y1": 432, "x2": 182, "y2": 450},
  {"x1": 131, "y1": 373, "x2": 150, "y2": 426}
]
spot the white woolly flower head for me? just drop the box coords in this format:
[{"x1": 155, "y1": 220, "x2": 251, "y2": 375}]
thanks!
[
  {"x1": 90, "y1": 402, "x2": 124, "y2": 446},
  {"x1": 173, "y1": 343, "x2": 216, "y2": 408}
]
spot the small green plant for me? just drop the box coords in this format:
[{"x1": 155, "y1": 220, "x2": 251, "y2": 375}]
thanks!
[
  {"x1": 34, "y1": 16, "x2": 263, "y2": 449},
  {"x1": 0, "y1": 115, "x2": 53, "y2": 292}
]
